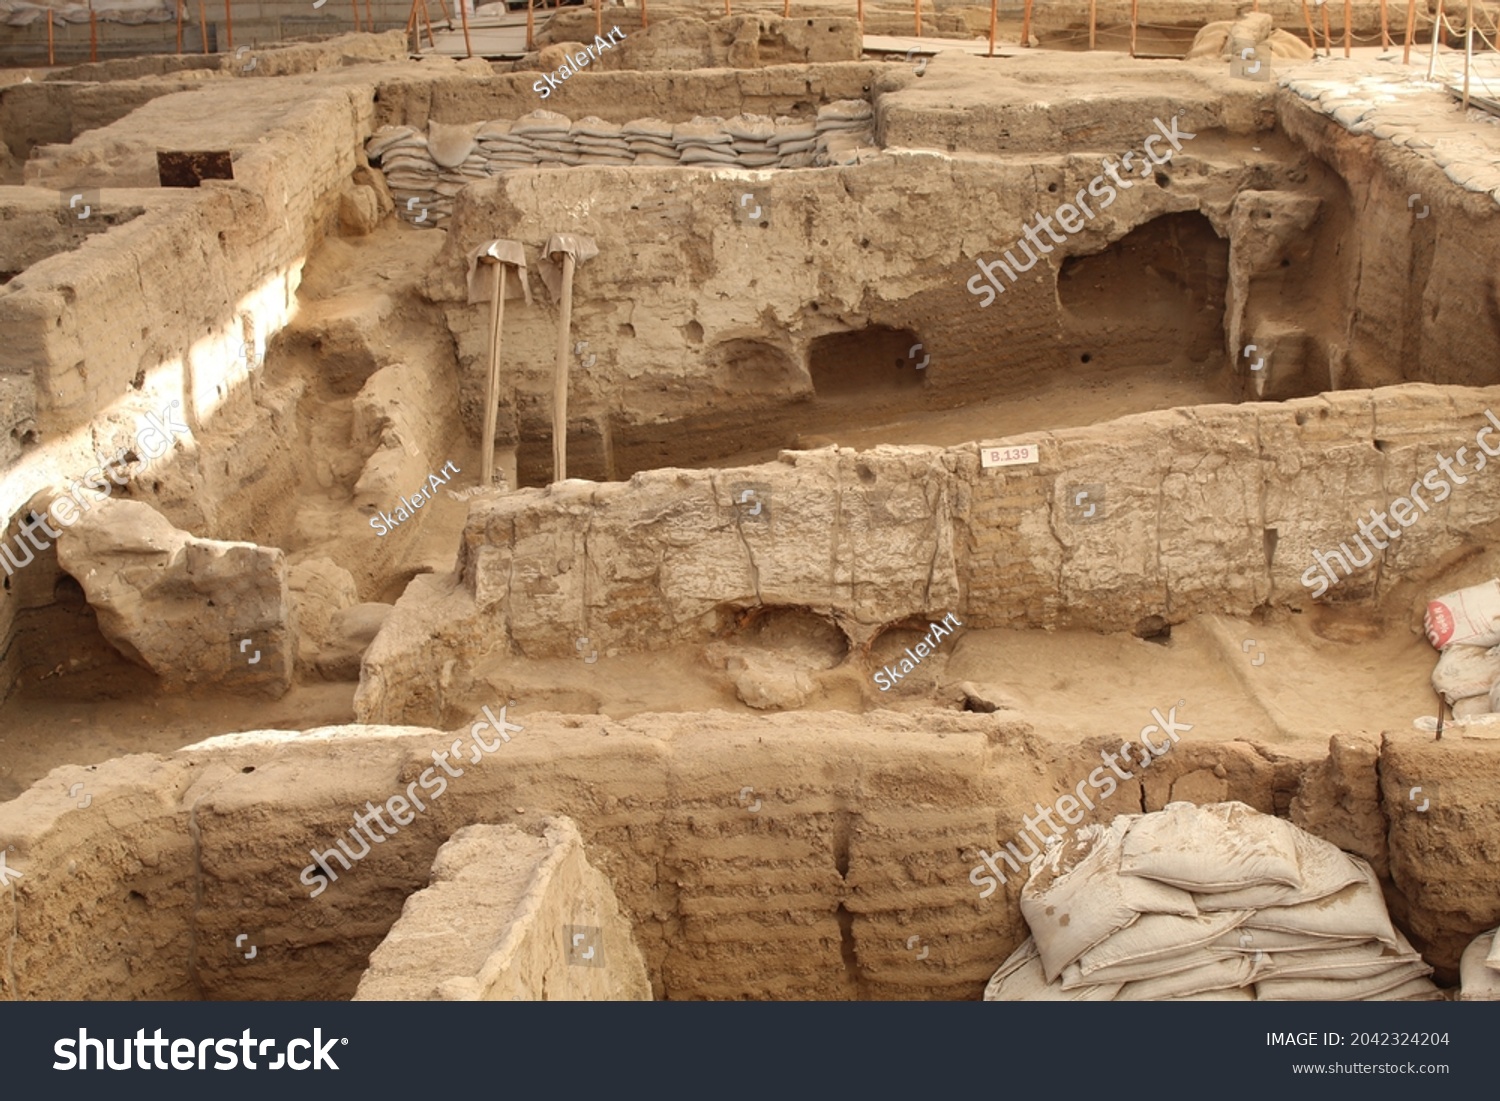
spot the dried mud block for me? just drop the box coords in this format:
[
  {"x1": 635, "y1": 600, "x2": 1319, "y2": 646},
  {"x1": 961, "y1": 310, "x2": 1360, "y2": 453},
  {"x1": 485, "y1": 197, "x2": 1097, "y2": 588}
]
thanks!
[
  {"x1": 55, "y1": 498, "x2": 293, "y2": 697},
  {"x1": 353, "y1": 818, "x2": 651, "y2": 1001}
]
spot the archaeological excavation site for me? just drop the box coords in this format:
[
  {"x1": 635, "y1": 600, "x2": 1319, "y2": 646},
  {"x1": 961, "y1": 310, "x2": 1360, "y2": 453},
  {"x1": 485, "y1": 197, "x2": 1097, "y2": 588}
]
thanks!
[{"x1": 3, "y1": 0, "x2": 1500, "y2": 1007}]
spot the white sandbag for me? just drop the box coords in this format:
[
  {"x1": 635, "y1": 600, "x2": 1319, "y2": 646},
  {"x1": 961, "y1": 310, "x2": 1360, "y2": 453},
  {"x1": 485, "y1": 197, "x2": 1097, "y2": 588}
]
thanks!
[
  {"x1": 1455, "y1": 694, "x2": 1493, "y2": 718},
  {"x1": 1425, "y1": 579, "x2": 1500, "y2": 650},
  {"x1": 1386, "y1": 976, "x2": 1444, "y2": 1000},
  {"x1": 1119, "y1": 801, "x2": 1301, "y2": 894},
  {"x1": 983, "y1": 938, "x2": 1122, "y2": 1001},
  {"x1": 1115, "y1": 955, "x2": 1255, "y2": 1001},
  {"x1": 1253, "y1": 940, "x2": 1409, "y2": 980},
  {"x1": 1021, "y1": 819, "x2": 1198, "y2": 982},
  {"x1": 1210, "y1": 927, "x2": 1367, "y2": 954},
  {"x1": 1255, "y1": 959, "x2": 1432, "y2": 1001},
  {"x1": 1430, "y1": 642, "x2": 1500, "y2": 703},
  {"x1": 1164, "y1": 986, "x2": 1254, "y2": 1000},
  {"x1": 1245, "y1": 857, "x2": 1399, "y2": 948},
  {"x1": 1461, "y1": 930, "x2": 1500, "y2": 1000},
  {"x1": 1488, "y1": 925, "x2": 1500, "y2": 971},
  {"x1": 1195, "y1": 820, "x2": 1365, "y2": 911},
  {"x1": 1077, "y1": 909, "x2": 1251, "y2": 977},
  {"x1": 1061, "y1": 944, "x2": 1218, "y2": 989}
]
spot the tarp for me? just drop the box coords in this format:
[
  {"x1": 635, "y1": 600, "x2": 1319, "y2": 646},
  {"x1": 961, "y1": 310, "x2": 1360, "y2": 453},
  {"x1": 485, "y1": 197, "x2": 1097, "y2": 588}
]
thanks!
[{"x1": 1, "y1": 0, "x2": 177, "y2": 27}]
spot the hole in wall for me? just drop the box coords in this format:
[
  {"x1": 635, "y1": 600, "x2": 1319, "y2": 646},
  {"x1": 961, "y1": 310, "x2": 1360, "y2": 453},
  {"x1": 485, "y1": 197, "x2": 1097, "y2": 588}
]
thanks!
[{"x1": 808, "y1": 325, "x2": 925, "y2": 398}]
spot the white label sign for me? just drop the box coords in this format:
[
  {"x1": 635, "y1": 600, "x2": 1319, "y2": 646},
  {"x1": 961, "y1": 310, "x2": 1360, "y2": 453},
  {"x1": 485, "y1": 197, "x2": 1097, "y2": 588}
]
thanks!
[{"x1": 980, "y1": 443, "x2": 1040, "y2": 468}]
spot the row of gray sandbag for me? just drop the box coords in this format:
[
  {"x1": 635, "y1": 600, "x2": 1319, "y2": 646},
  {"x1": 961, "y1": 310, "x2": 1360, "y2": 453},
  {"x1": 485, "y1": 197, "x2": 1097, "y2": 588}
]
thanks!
[{"x1": 365, "y1": 102, "x2": 877, "y2": 227}]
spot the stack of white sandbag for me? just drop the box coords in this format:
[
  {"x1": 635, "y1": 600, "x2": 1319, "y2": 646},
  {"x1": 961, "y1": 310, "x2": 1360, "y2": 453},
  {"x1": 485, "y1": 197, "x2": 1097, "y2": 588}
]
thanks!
[
  {"x1": 365, "y1": 105, "x2": 876, "y2": 226},
  {"x1": 985, "y1": 802, "x2": 1440, "y2": 1002},
  {"x1": 1425, "y1": 580, "x2": 1500, "y2": 719},
  {"x1": 1459, "y1": 928, "x2": 1500, "y2": 1000}
]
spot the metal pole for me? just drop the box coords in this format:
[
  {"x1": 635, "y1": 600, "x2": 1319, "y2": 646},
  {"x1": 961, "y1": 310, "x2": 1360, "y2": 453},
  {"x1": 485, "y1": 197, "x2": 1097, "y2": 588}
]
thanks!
[
  {"x1": 553, "y1": 253, "x2": 576, "y2": 483},
  {"x1": 1428, "y1": 0, "x2": 1443, "y2": 80},
  {"x1": 1463, "y1": 0, "x2": 1474, "y2": 110}
]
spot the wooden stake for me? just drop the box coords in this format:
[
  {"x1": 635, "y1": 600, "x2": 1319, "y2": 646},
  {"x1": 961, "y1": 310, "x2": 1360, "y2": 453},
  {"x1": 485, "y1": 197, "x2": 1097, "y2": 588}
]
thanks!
[
  {"x1": 595, "y1": 0, "x2": 602, "y2": 37},
  {"x1": 552, "y1": 252, "x2": 577, "y2": 483},
  {"x1": 481, "y1": 262, "x2": 508, "y2": 490},
  {"x1": 1088, "y1": 0, "x2": 1096, "y2": 49},
  {"x1": 47, "y1": 11, "x2": 54, "y2": 65},
  {"x1": 89, "y1": 3, "x2": 97, "y2": 61},
  {"x1": 351, "y1": 0, "x2": 361, "y2": 33},
  {"x1": 989, "y1": 0, "x2": 997, "y2": 56},
  {"x1": 420, "y1": 0, "x2": 435, "y2": 48},
  {"x1": 914, "y1": 0, "x2": 921, "y2": 36},
  {"x1": 461, "y1": 0, "x2": 473, "y2": 55},
  {"x1": 365, "y1": 0, "x2": 374, "y2": 30},
  {"x1": 1403, "y1": 0, "x2": 1416, "y2": 62},
  {"x1": 176, "y1": 0, "x2": 183, "y2": 54},
  {"x1": 1428, "y1": 0, "x2": 1443, "y2": 80},
  {"x1": 1463, "y1": 0, "x2": 1474, "y2": 110},
  {"x1": 1321, "y1": 2, "x2": 1332, "y2": 56},
  {"x1": 1344, "y1": 0, "x2": 1351, "y2": 55},
  {"x1": 1022, "y1": 0, "x2": 1033, "y2": 49},
  {"x1": 724, "y1": 0, "x2": 730, "y2": 14},
  {"x1": 1380, "y1": 0, "x2": 1390, "y2": 48},
  {"x1": 857, "y1": 0, "x2": 863, "y2": 31},
  {"x1": 224, "y1": 0, "x2": 232, "y2": 51},
  {"x1": 1300, "y1": 0, "x2": 1318, "y2": 51},
  {"x1": 198, "y1": 0, "x2": 207, "y2": 54},
  {"x1": 639, "y1": 0, "x2": 647, "y2": 30},
  {"x1": 526, "y1": 0, "x2": 534, "y2": 51},
  {"x1": 1128, "y1": 0, "x2": 1137, "y2": 56},
  {"x1": 783, "y1": 0, "x2": 790, "y2": 17}
]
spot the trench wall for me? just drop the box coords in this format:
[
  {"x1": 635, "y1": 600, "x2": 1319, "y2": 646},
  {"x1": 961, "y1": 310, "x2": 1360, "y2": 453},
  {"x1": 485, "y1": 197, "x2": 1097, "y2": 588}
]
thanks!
[
  {"x1": 357, "y1": 383, "x2": 1500, "y2": 723},
  {"x1": 0, "y1": 713, "x2": 1494, "y2": 1001}
]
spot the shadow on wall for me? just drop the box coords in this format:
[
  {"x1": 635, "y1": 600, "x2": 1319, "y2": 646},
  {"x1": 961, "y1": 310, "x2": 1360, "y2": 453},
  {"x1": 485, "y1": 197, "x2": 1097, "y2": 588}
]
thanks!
[
  {"x1": 1057, "y1": 211, "x2": 1229, "y2": 374},
  {"x1": 808, "y1": 325, "x2": 926, "y2": 399}
]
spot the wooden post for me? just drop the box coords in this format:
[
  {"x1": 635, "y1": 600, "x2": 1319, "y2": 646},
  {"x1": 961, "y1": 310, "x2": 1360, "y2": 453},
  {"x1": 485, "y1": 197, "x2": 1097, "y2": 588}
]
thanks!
[
  {"x1": 526, "y1": 0, "x2": 534, "y2": 51},
  {"x1": 724, "y1": 0, "x2": 730, "y2": 15},
  {"x1": 1379, "y1": 0, "x2": 1389, "y2": 48},
  {"x1": 461, "y1": 0, "x2": 473, "y2": 55},
  {"x1": 1088, "y1": 0, "x2": 1096, "y2": 49},
  {"x1": 1403, "y1": 0, "x2": 1416, "y2": 62},
  {"x1": 1128, "y1": 0, "x2": 1137, "y2": 56},
  {"x1": 1023, "y1": 0, "x2": 1033, "y2": 49},
  {"x1": 1428, "y1": 0, "x2": 1443, "y2": 80},
  {"x1": 198, "y1": 0, "x2": 207, "y2": 53},
  {"x1": 481, "y1": 262, "x2": 508, "y2": 490},
  {"x1": 1344, "y1": 0, "x2": 1351, "y2": 55},
  {"x1": 89, "y1": 2, "x2": 97, "y2": 61},
  {"x1": 365, "y1": 0, "x2": 374, "y2": 29},
  {"x1": 1462, "y1": 0, "x2": 1474, "y2": 110},
  {"x1": 639, "y1": 0, "x2": 647, "y2": 30},
  {"x1": 552, "y1": 252, "x2": 577, "y2": 483},
  {"x1": 419, "y1": 0, "x2": 435, "y2": 48},
  {"x1": 989, "y1": 0, "x2": 997, "y2": 55},
  {"x1": 857, "y1": 0, "x2": 863, "y2": 31},
  {"x1": 595, "y1": 0, "x2": 602, "y2": 37},
  {"x1": 350, "y1": 0, "x2": 361, "y2": 33},
  {"x1": 47, "y1": 11, "x2": 54, "y2": 65},
  {"x1": 1321, "y1": 1, "x2": 1332, "y2": 56},
  {"x1": 176, "y1": 0, "x2": 183, "y2": 54},
  {"x1": 224, "y1": 0, "x2": 232, "y2": 50},
  {"x1": 914, "y1": 0, "x2": 921, "y2": 37},
  {"x1": 783, "y1": 0, "x2": 790, "y2": 17},
  {"x1": 1300, "y1": 0, "x2": 1318, "y2": 50}
]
